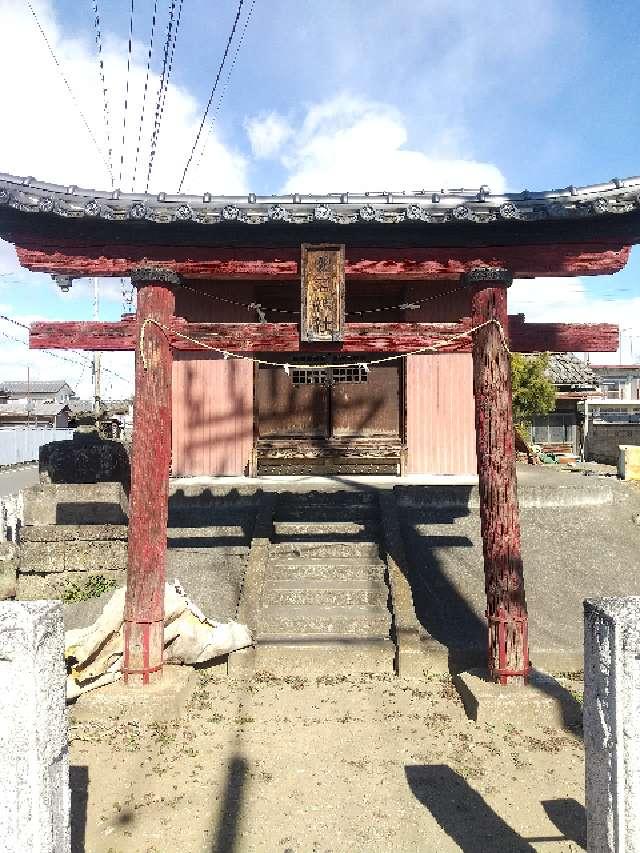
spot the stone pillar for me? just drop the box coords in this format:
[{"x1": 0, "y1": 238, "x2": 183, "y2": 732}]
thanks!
[
  {"x1": 0, "y1": 601, "x2": 70, "y2": 852},
  {"x1": 124, "y1": 267, "x2": 178, "y2": 686},
  {"x1": 584, "y1": 597, "x2": 640, "y2": 852},
  {"x1": 464, "y1": 267, "x2": 529, "y2": 685}
]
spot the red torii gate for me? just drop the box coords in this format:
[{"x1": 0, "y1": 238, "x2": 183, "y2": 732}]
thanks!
[{"x1": 0, "y1": 172, "x2": 635, "y2": 687}]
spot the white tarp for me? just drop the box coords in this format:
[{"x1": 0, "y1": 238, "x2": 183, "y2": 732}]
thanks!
[{"x1": 65, "y1": 580, "x2": 252, "y2": 699}]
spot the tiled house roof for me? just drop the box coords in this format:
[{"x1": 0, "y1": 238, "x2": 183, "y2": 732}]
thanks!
[{"x1": 546, "y1": 354, "x2": 599, "y2": 389}]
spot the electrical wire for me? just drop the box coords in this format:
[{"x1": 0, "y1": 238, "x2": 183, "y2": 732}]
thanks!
[
  {"x1": 91, "y1": 0, "x2": 114, "y2": 187},
  {"x1": 25, "y1": 0, "x2": 113, "y2": 186},
  {"x1": 194, "y1": 0, "x2": 256, "y2": 171},
  {"x1": 146, "y1": 0, "x2": 184, "y2": 192},
  {"x1": 118, "y1": 0, "x2": 136, "y2": 187},
  {"x1": 177, "y1": 0, "x2": 245, "y2": 192},
  {"x1": 155, "y1": 0, "x2": 184, "y2": 146},
  {"x1": 131, "y1": 0, "x2": 159, "y2": 192}
]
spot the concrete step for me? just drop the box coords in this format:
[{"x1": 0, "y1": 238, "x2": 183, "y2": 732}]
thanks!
[
  {"x1": 276, "y1": 490, "x2": 378, "y2": 507},
  {"x1": 273, "y1": 520, "x2": 378, "y2": 536},
  {"x1": 274, "y1": 505, "x2": 379, "y2": 523},
  {"x1": 167, "y1": 508, "x2": 255, "y2": 527},
  {"x1": 230, "y1": 639, "x2": 396, "y2": 675},
  {"x1": 269, "y1": 541, "x2": 382, "y2": 560},
  {"x1": 268, "y1": 559, "x2": 385, "y2": 581},
  {"x1": 258, "y1": 604, "x2": 391, "y2": 637},
  {"x1": 264, "y1": 578, "x2": 389, "y2": 607}
]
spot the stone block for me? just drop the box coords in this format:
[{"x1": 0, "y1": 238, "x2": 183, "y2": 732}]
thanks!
[
  {"x1": 63, "y1": 540, "x2": 128, "y2": 573},
  {"x1": 0, "y1": 601, "x2": 70, "y2": 852},
  {"x1": 584, "y1": 597, "x2": 640, "y2": 852},
  {"x1": 69, "y1": 664, "x2": 197, "y2": 723},
  {"x1": 39, "y1": 431, "x2": 130, "y2": 490},
  {"x1": 16, "y1": 570, "x2": 127, "y2": 601},
  {"x1": 22, "y1": 483, "x2": 128, "y2": 527},
  {"x1": 618, "y1": 445, "x2": 640, "y2": 481},
  {"x1": 20, "y1": 538, "x2": 127, "y2": 575},
  {"x1": 0, "y1": 542, "x2": 17, "y2": 599},
  {"x1": 453, "y1": 668, "x2": 582, "y2": 729},
  {"x1": 20, "y1": 524, "x2": 128, "y2": 543}
]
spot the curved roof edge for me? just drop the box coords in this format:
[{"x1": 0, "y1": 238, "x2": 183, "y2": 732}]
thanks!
[{"x1": 0, "y1": 171, "x2": 639, "y2": 228}]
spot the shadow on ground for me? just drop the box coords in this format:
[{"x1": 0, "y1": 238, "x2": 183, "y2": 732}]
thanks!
[
  {"x1": 405, "y1": 764, "x2": 536, "y2": 852},
  {"x1": 543, "y1": 798, "x2": 586, "y2": 850},
  {"x1": 70, "y1": 765, "x2": 88, "y2": 853}
]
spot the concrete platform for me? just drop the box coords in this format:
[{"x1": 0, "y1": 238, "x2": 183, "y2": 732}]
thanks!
[
  {"x1": 453, "y1": 668, "x2": 582, "y2": 729},
  {"x1": 68, "y1": 665, "x2": 199, "y2": 723}
]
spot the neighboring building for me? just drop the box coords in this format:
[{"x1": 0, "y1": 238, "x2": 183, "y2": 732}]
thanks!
[
  {"x1": 529, "y1": 354, "x2": 600, "y2": 455},
  {"x1": 578, "y1": 398, "x2": 640, "y2": 464},
  {"x1": 0, "y1": 401, "x2": 70, "y2": 428},
  {"x1": 589, "y1": 364, "x2": 640, "y2": 400},
  {"x1": 0, "y1": 380, "x2": 77, "y2": 405}
]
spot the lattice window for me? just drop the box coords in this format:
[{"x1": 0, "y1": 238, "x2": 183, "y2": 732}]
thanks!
[
  {"x1": 331, "y1": 366, "x2": 368, "y2": 384},
  {"x1": 291, "y1": 368, "x2": 327, "y2": 386}
]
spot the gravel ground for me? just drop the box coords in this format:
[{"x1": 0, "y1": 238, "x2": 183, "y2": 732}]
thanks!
[{"x1": 70, "y1": 669, "x2": 587, "y2": 853}]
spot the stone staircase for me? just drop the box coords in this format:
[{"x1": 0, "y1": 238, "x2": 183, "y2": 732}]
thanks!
[
  {"x1": 250, "y1": 490, "x2": 395, "y2": 673},
  {"x1": 166, "y1": 490, "x2": 257, "y2": 623}
]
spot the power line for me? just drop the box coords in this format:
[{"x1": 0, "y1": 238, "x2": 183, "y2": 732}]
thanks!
[
  {"x1": 25, "y1": 0, "x2": 113, "y2": 186},
  {"x1": 131, "y1": 0, "x2": 159, "y2": 192},
  {"x1": 194, "y1": 0, "x2": 256, "y2": 172},
  {"x1": 177, "y1": 0, "x2": 245, "y2": 192},
  {"x1": 155, "y1": 0, "x2": 184, "y2": 151},
  {"x1": 146, "y1": 0, "x2": 182, "y2": 192},
  {"x1": 91, "y1": 0, "x2": 114, "y2": 187},
  {"x1": 118, "y1": 0, "x2": 136, "y2": 187}
]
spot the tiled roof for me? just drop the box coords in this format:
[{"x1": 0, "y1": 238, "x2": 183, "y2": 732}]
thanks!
[
  {"x1": 546, "y1": 354, "x2": 599, "y2": 388},
  {"x1": 0, "y1": 380, "x2": 71, "y2": 394},
  {"x1": 0, "y1": 172, "x2": 639, "y2": 227},
  {"x1": 0, "y1": 401, "x2": 69, "y2": 417}
]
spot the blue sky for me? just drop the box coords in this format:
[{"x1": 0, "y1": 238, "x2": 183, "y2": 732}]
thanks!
[{"x1": 0, "y1": 0, "x2": 638, "y2": 396}]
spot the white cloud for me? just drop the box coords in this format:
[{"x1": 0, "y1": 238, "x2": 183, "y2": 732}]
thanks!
[
  {"x1": 0, "y1": 240, "x2": 17, "y2": 274},
  {"x1": 0, "y1": 0, "x2": 248, "y2": 194},
  {"x1": 247, "y1": 94, "x2": 506, "y2": 194},
  {"x1": 245, "y1": 112, "x2": 292, "y2": 159},
  {"x1": 0, "y1": 0, "x2": 251, "y2": 399}
]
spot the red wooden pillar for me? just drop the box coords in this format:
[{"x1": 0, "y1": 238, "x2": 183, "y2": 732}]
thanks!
[
  {"x1": 123, "y1": 267, "x2": 178, "y2": 686},
  {"x1": 464, "y1": 267, "x2": 530, "y2": 685}
]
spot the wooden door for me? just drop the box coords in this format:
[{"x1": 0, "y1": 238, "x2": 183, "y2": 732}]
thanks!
[
  {"x1": 330, "y1": 363, "x2": 400, "y2": 436},
  {"x1": 257, "y1": 366, "x2": 328, "y2": 437}
]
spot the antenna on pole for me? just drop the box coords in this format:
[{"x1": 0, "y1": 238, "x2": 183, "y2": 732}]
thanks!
[{"x1": 93, "y1": 277, "x2": 102, "y2": 417}]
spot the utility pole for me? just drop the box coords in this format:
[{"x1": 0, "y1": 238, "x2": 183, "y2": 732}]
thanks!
[{"x1": 92, "y1": 277, "x2": 102, "y2": 417}]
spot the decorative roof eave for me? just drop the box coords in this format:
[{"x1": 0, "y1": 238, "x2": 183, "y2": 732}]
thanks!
[{"x1": 1, "y1": 172, "x2": 640, "y2": 228}]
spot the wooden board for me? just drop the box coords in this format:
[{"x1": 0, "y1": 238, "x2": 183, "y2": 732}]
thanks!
[{"x1": 300, "y1": 244, "x2": 345, "y2": 342}]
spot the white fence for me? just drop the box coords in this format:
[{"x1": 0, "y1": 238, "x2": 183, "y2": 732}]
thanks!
[{"x1": 0, "y1": 427, "x2": 73, "y2": 467}]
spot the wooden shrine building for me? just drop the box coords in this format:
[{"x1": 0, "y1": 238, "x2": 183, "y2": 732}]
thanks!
[{"x1": 0, "y1": 171, "x2": 638, "y2": 687}]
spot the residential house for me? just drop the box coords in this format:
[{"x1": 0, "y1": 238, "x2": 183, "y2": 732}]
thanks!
[
  {"x1": 529, "y1": 354, "x2": 600, "y2": 455},
  {"x1": 0, "y1": 379, "x2": 77, "y2": 405}
]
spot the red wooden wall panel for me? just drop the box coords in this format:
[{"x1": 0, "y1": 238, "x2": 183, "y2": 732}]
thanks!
[
  {"x1": 172, "y1": 353, "x2": 254, "y2": 476},
  {"x1": 406, "y1": 352, "x2": 477, "y2": 475}
]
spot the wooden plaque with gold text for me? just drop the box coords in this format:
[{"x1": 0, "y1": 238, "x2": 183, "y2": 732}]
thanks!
[{"x1": 300, "y1": 244, "x2": 345, "y2": 342}]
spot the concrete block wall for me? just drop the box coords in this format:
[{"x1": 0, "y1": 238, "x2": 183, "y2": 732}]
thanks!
[
  {"x1": 15, "y1": 483, "x2": 128, "y2": 600},
  {"x1": 585, "y1": 424, "x2": 640, "y2": 465}
]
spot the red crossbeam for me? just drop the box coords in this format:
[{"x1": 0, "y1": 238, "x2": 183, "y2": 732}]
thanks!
[
  {"x1": 15, "y1": 242, "x2": 631, "y2": 279},
  {"x1": 29, "y1": 317, "x2": 619, "y2": 353}
]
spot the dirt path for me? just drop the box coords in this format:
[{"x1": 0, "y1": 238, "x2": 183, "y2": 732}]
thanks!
[{"x1": 70, "y1": 670, "x2": 586, "y2": 853}]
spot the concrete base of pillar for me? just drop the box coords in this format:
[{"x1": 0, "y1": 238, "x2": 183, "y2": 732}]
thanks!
[
  {"x1": 453, "y1": 668, "x2": 582, "y2": 729},
  {"x1": 69, "y1": 665, "x2": 197, "y2": 723}
]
